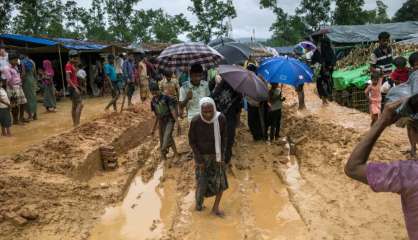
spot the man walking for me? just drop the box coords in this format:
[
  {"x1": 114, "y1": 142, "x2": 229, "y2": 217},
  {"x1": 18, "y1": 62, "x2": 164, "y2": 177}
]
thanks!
[
  {"x1": 123, "y1": 53, "x2": 136, "y2": 107},
  {"x1": 179, "y1": 64, "x2": 210, "y2": 122},
  {"x1": 66, "y1": 50, "x2": 83, "y2": 126},
  {"x1": 104, "y1": 55, "x2": 121, "y2": 111}
]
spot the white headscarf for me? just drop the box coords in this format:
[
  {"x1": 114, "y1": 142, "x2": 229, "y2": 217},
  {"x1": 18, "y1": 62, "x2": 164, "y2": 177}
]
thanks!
[{"x1": 199, "y1": 97, "x2": 222, "y2": 162}]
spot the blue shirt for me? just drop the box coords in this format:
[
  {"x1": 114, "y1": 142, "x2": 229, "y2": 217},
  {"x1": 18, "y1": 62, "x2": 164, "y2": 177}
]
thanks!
[
  {"x1": 123, "y1": 60, "x2": 135, "y2": 83},
  {"x1": 104, "y1": 63, "x2": 117, "y2": 82}
]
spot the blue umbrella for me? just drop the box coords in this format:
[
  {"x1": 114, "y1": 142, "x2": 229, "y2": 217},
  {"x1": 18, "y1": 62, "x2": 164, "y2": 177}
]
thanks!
[{"x1": 257, "y1": 56, "x2": 314, "y2": 87}]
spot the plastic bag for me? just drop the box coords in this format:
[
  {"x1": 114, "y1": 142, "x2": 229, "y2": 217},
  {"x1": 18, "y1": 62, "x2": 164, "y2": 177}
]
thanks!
[{"x1": 386, "y1": 71, "x2": 418, "y2": 120}]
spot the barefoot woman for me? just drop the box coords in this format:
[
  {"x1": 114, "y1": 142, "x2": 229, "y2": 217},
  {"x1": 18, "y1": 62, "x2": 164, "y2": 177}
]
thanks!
[{"x1": 189, "y1": 97, "x2": 228, "y2": 216}]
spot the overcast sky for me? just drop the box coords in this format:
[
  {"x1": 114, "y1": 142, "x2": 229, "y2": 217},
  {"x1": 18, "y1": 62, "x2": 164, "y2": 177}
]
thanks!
[{"x1": 77, "y1": 0, "x2": 406, "y2": 39}]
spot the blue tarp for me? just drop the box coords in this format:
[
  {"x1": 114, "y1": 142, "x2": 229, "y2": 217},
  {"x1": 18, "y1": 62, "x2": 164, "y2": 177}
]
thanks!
[
  {"x1": 53, "y1": 38, "x2": 108, "y2": 50},
  {"x1": 0, "y1": 33, "x2": 57, "y2": 46},
  {"x1": 275, "y1": 46, "x2": 294, "y2": 55},
  {"x1": 0, "y1": 34, "x2": 110, "y2": 51}
]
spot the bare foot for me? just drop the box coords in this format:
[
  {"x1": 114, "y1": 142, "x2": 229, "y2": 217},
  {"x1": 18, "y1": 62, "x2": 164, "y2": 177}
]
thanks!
[
  {"x1": 211, "y1": 210, "x2": 225, "y2": 217},
  {"x1": 195, "y1": 205, "x2": 205, "y2": 211}
]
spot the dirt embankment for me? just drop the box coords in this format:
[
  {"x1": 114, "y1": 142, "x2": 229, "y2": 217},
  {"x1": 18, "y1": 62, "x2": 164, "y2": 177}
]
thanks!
[{"x1": 0, "y1": 105, "x2": 157, "y2": 240}]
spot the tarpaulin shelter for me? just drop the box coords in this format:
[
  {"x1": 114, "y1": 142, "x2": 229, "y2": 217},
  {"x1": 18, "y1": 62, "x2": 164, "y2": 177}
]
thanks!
[
  {"x1": 312, "y1": 21, "x2": 418, "y2": 44},
  {"x1": 0, "y1": 34, "x2": 129, "y2": 95},
  {"x1": 275, "y1": 46, "x2": 294, "y2": 55}
]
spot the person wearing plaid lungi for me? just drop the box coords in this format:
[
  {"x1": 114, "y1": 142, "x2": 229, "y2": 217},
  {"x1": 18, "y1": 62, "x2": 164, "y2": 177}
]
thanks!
[{"x1": 4, "y1": 54, "x2": 27, "y2": 125}]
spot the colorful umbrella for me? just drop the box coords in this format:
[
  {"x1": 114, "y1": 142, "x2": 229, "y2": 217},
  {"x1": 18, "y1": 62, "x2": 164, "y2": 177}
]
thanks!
[
  {"x1": 218, "y1": 65, "x2": 269, "y2": 101},
  {"x1": 156, "y1": 43, "x2": 223, "y2": 72},
  {"x1": 257, "y1": 56, "x2": 314, "y2": 87}
]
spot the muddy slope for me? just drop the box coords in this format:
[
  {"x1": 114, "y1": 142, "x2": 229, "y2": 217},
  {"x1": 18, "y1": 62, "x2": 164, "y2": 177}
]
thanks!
[{"x1": 0, "y1": 106, "x2": 156, "y2": 240}]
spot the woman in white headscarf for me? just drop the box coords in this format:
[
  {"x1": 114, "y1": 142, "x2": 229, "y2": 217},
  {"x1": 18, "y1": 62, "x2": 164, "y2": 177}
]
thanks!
[{"x1": 188, "y1": 97, "x2": 228, "y2": 216}]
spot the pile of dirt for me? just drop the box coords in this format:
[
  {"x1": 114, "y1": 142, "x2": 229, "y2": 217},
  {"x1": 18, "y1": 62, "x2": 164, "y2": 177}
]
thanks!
[{"x1": 0, "y1": 106, "x2": 157, "y2": 240}]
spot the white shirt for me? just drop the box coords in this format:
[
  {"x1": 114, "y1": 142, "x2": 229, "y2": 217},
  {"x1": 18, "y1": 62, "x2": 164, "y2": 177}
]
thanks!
[
  {"x1": 115, "y1": 58, "x2": 124, "y2": 74},
  {"x1": 179, "y1": 80, "x2": 210, "y2": 121},
  {"x1": 0, "y1": 88, "x2": 10, "y2": 108}
]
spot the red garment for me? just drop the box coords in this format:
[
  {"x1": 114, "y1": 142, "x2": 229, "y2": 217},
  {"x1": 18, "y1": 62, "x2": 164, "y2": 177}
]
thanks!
[
  {"x1": 65, "y1": 62, "x2": 79, "y2": 87},
  {"x1": 391, "y1": 68, "x2": 409, "y2": 84}
]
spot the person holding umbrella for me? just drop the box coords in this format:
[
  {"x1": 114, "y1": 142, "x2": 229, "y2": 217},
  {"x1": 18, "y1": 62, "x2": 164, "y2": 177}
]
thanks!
[
  {"x1": 212, "y1": 78, "x2": 242, "y2": 165},
  {"x1": 179, "y1": 64, "x2": 210, "y2": 122}
]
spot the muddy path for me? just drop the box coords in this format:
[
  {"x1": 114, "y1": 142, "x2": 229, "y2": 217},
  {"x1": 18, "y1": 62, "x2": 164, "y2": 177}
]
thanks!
[{"x1": 0, "y1": 84, "x2": 410, "y2": 240}]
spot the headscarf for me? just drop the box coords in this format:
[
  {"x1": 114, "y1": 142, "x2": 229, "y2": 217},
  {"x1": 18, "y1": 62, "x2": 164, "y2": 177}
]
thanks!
[
  {"x1": 199, "y1": 97, "x2": 222, "y2": 163},
  {"x1": 43, "y1": 60, "x2": 54, "y2": 77}
]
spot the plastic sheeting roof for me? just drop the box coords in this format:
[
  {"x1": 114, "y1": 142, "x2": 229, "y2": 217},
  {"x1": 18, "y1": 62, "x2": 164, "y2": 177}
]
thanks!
[
  {"x1": 0, "y1": 34, "x2": 111, "y2": 51},
  {"x1": 0, "y1": 34, "x2": 56, "y2": 46},
  {"x1": 275, "y1": 46, "x2": 294, "y2": 55},
  {"x1": 313, "y1": 21, "x2": 418, "y2": 44},
  {"x1": 53, "y1": 38, "x2": 108, "y2": 50}
]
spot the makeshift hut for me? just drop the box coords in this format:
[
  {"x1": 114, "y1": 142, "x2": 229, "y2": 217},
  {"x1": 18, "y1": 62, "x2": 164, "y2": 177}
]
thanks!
[{"x1": 0, "y1": 34, "x2": 129, "y2": 95}]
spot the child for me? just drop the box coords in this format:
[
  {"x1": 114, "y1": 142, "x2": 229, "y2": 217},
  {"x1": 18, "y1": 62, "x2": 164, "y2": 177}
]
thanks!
[
  {"x1": 0, "y1": 78, "x2": 12, "y2": 136},
  {"x1": 391, "y1": 56, "x2": 409, "y2": 85},
  {"x1": 77, "y1": 64, "x2": 87, "y2": 94},
  {"x1": 267, "y1": 83, "x2": 285, "y2": 142},
  {"x1": 150, "y1": 82, "x2": 180, "y2": 160},
  {"x1": 365, "y1": 72, "x2": 383, "y2": 126}
]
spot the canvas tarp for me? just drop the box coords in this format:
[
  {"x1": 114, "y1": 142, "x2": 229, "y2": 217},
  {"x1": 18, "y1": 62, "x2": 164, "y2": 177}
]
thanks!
[{"x1": 313, "y1": 21, "x2": 418, "y2": 44}]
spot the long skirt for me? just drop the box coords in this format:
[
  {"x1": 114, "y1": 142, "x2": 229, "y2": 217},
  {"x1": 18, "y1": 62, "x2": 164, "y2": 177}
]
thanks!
[
  {"x1": 248, "y1": 104, "x2": 267, "y2": 141},
  {"x1": 22, "y1": 73, "x2": 37, "y2": 114},
  {"x1": 195, "y1": 155, "x2": 228, "y2": 208},
  {"x1": 7, "y1": 85, "x2": 27, "y2": 106},
  {"x1": 43, "y1": 84, "x2": 56, "y2": 109}
]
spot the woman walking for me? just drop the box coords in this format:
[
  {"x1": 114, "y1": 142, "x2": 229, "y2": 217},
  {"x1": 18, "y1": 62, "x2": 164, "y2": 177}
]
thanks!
[
  {"x1": 189, "y1": 97, "x2": 228, "y2": 216},
  {"x1": 21, "y1": 55, "x2": 38, "y2": 120},
  {"x1": 41, "y1": 60, "x2": 56, "y2": 112}
]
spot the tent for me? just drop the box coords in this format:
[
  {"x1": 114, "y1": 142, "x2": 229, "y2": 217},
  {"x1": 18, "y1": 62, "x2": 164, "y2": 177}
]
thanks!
[{"x1": 312, "y1": 21, "x2": 418, "y2": 44}]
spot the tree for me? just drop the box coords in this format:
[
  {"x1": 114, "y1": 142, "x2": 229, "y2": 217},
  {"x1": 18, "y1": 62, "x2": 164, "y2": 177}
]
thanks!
[
  {"x1": 188, "y1": 0, "x2": 237, "y2": 43},
  {"x1": 0, "y1": 0, "x2": 21, "y2": 33},
  {"x1": 105, "y1": 0, "x2": 141, "y2": 42},
  {"x1": 13, "y1": 0, "x2": 48, "y2": 35},
  {"x1": 393, "y1": 0, "x2": 418, "y2": 22},
  {"x1": 81, "y1": 0, "x2": 113, "y2": 41},
  {"x1": 260, "y1": 0, "x2": 308, "y2": 46},
  {"x1": 333, "y1": 0, "x2": 366, "y2": 25},
  {"x1": 131, "y1": 10, "x2": 155, "y2": 43},
  {"x1": 296, "y1": 0, "x2": 331, "y2": 31},
  {"x1": 373, "y1": 0, "x2": 390, "y2": 24},
  {"x1": 151, "y1": 10, "x2": 190, "y2": 43},
  {"x1": 63, "y1": 0, "x2": 88, "y2": 38}
]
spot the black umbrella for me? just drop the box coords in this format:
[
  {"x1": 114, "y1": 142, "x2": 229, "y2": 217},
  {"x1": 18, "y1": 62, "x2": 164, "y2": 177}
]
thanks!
[
  {"x1": 214, "y1": 42, "x2": 253, "y2": 65},
  {"x1": 208, "y1": 38, "x2": 236, "y2": 47}
]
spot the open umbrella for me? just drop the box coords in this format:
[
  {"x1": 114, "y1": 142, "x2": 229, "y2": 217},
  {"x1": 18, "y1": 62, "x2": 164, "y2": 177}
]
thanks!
[
  {"x1": 218, "y1": 65, "x2": 268, "y2": 101},
  {"x1": 156, "y1": 42, "x2": 223, "y2": 72},
  {"x1": 214, "y1": 42, "x2": 253, "y2": 65},
  {"x1": 208, "y1": 38, "x2": 236, "y2": 47},
  {"x1": 257, "y1": 56, "x2": 314, "y2": 87}
]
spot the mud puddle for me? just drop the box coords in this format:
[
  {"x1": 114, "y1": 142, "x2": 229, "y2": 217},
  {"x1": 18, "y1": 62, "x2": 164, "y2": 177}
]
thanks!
[{"x1": 89, "y1": 163, "x2": 176, "y2": 240}]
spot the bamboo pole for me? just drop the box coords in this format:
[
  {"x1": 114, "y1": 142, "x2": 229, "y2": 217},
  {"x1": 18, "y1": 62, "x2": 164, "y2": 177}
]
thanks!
[{"x1": 58, "y1": 44, "x2": 65, "y2": 99}]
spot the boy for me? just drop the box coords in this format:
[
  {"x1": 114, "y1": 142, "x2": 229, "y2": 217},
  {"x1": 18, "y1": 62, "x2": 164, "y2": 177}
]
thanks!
[
  {"x1": 150, "y1": 82, "x2": 180, "y2": 160},
  {"x1": 406, "y1": 52, "x2": 418, "y2": 157},
  {"x1": 104, "y1": 55, "x2": 121, "y2": 111},
  {"x1": 0, "y1": 78, "x2": 11, "y2": 136},
  {"x1": 66, "y1": 50, "x2": 83, "y2": 126},
  {"x1": 391, "y1": 56, "x2": 409, "y2": 85}
]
